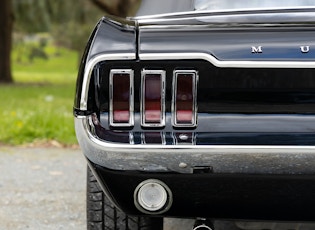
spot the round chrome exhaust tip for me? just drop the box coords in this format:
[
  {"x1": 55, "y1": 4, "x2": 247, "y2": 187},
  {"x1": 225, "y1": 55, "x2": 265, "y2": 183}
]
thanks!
[
  {"x1": 193, "y1": 225, "x2": 213, "y2": 230},
  {"x1": 193, "y1": 219, "x2": 214, "y2": 230},
  {"x1": 134, "y1": 179, "x2": 172, "y2": 214}
]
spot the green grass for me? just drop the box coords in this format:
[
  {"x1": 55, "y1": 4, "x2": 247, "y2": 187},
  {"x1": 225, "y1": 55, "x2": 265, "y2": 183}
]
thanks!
[
  {"x1": 0, "y1": 45, "x2": 79, "y2": 146},
  {"x1": 12, "y1": 46, "x2": 78, "y2": 84}
]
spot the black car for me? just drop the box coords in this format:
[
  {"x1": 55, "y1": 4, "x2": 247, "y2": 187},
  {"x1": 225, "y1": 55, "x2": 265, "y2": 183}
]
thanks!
[{"x1": 74, "y1": 1, "x2": 315, "y2": 229}]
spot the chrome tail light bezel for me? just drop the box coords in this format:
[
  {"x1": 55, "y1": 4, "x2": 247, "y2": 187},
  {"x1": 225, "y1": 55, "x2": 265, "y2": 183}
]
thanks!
[
  {"x1": 141, "y1": 69, "x2": 166, "y2": 128},
  {"x1": 172, "y1": 70, "x2": 198, "y2": 128},
  {"x1": 109, "y1": 69, "x2": 134, "y2": 127}
]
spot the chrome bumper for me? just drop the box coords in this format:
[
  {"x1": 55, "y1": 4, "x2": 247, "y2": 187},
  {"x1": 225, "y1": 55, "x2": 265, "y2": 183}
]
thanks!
[{"x1": 75, "y1": 116, "x2": 315, "y2": 174}]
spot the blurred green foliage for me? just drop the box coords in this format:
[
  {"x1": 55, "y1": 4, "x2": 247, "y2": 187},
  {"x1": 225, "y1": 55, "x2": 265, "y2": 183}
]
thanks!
[
  {"x1": 0, "y1": 0, "x2": 107, "y2": 146},
  {"x1": 13, "y1": 0, "x2": 104, "y2": 57},
  {"x1": 0, "y1": 43, "x2": 78, "y2": 146},
  {"x1": 13, "y1": 0, "x2": 103, "y2": 33},
  {"x1": 1, "y1": 0, "x2": 105, "y2": 146}
]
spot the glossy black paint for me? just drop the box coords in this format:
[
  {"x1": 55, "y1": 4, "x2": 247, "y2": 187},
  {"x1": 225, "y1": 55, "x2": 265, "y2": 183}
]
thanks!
[
  {"x1": 87, "y1": 17, "x2": 136, "y2": 60},
  {"x1": 137, "y1": 9, "x2": 315, "y2": 61},
  {"x1": 73, "y1": 17, "x2": 136, "y2": 112},
  {"x1": 90, "y1": 160, "x2": 315, "y2": 221},
  {"x1": 74, "y1": 21, "x2": 99, "y2": 115},
  {"x1": 139, "y1": 27, "x2": 315, "y2": 61}
]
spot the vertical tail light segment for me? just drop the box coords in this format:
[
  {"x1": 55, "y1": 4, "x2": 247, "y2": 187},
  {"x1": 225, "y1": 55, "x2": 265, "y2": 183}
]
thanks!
[
  {"x1": 109, "y1": 68, "x2": 197, "y2": 129},
  {"x1": 172, "y1": 70, "x2": 198, "y2": 127},
  {"x1": 141, "y1": 70, "x2": 166, "y2": 127},
  {"x1": 109, "y1": 69, "x2": 134, "y2": 127}
]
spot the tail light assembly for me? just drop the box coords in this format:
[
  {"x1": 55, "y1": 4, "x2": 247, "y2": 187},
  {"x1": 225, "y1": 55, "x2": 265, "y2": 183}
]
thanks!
[
  {"x1": 172, "y1": 70, "x2": 198, "y2": 128},
  {"x1": 141, "y1": 70, "x2": 166, "y2": 127},
  {"x1": 109, "y1": 68, "x2": 198, "y2": 129},
  {"x1": 109, "y1": 69, "x2": 134, "y2": 127}
]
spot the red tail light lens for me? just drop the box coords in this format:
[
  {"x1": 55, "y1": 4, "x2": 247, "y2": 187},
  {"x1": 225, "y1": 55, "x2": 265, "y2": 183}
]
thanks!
[
  {"x1": 141, "y1": 70, "x2": 166, "y2": 127},
  {"x1": 172, "y1": 70, "x2": 198, "y2": 127},
  {"x1": 109, "y1": 69, "x2": 134, "y2": 127}
]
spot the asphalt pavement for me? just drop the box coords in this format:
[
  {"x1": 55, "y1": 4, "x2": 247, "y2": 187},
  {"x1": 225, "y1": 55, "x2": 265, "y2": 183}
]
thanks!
[
  {"x1": 0, "y1": 147, "x2": 86, "y2": 230},
  {"x1": 0, "y1": 146, "x2": 194, "y2": 230}
]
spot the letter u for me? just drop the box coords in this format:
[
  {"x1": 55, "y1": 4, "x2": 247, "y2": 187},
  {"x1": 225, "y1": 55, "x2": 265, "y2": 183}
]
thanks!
[{"x1": 301, "y1": 46, "x2": 310, "y2": 53}]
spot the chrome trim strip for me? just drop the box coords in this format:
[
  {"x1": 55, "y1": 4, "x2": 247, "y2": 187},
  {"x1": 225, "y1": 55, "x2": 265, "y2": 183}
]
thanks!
[
  {"x1": 80, "y1": 53, "x2": 135, "y2": 111},
  {"x1": 172, "y1": 70, "x2": 198, "y2": 127},
  {"x1": 141, "y1": 69, "x2": 166, "y2": 127},
  {"x1": 109, "y1": 69, "x2": 134, "y2": 127},
  {"x1": 140, "y1": 53, "x2": 315, "y2": 68},
  {"x1": 129, "y1": 132, "x2": 134, "y2": 144},
  {"x1": 140, "y1": 133, "x2": 145, "y2": 144},
  {"x1": 134, "y1": 7, "x2": 315, "y2": 21}
]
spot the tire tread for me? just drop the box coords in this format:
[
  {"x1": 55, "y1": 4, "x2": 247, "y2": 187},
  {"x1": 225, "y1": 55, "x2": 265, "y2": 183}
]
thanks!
[{"x1": 86, "y1": 166, "x2": 163, "y2": 230}]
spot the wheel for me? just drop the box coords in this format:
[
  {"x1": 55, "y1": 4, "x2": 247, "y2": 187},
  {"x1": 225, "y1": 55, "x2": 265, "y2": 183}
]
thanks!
[{"x1": 87, "y1": 166, "x2": 164, "y2": 230}]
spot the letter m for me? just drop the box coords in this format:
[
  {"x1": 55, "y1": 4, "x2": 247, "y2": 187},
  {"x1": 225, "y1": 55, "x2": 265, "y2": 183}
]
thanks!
[{"x1": 251, "y1": 46, "x2": 262, "y2": 53}]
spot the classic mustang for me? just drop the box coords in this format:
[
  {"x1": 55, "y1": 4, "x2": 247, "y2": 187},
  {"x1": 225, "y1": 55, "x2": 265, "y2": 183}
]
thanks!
[{"x1": 74, "y1": 1, "x2": 315, "y2": 229}]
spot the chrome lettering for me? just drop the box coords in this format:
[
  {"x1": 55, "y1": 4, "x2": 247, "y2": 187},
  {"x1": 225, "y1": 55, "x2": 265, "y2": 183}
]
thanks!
[
  {"x1": 301, "y1": 46, "x2": 310, "y2": 53},
  {"x1": 251, "y1": 46, "x2": 262, "y2": 53}
]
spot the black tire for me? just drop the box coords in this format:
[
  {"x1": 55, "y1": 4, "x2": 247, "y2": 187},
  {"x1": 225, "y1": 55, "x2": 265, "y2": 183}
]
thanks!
[{"x1": 87, "y1": 166, "x2": 163, "y2": 230}]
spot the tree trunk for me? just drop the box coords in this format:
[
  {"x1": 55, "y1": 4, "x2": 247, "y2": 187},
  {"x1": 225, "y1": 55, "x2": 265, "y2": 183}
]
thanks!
[
  {"x1": 0, "y1": 0, "x2": 13, "y2": 83},
  {"x1": 90, "y1": 0, "x2": 138, "y2": 18}
]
